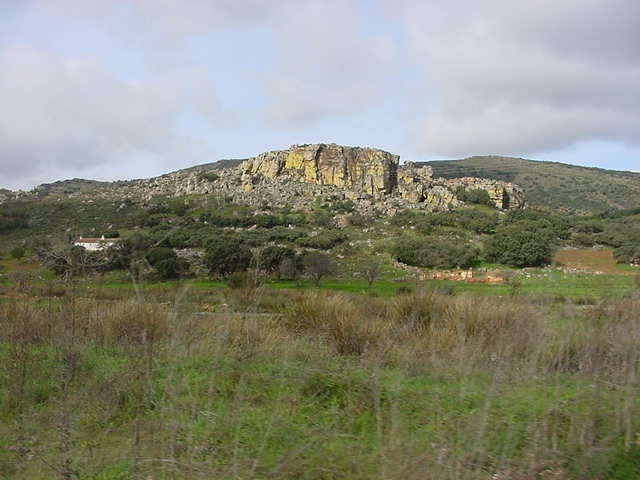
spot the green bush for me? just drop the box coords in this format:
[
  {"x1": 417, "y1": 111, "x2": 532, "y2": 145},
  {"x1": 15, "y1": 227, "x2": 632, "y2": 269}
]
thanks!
[
  {"x1": 392, "y1": 235, "x2": 479, "y2": 269},
  {"x1": 154, "y1": 256, "x2": 189, "y2": 280},
  {"x1": 258, "y1": 246, "x2": 296, "y2": 275},
  {"x1": 485, "y1": 224, "x2": 555, "y2": 267},
  {"x1": 455, "y1": 187, "x2": 493, "y2": 206},
  {"x1": 10, "y1": 246, "x2": 26, "y2": 260},
  {"x1": 302, "y1": 251, "x2": 335, "y2": 286},
  {"x1": 198, "y1": 172, "x2": 219, "y2": 182},
  {"x1": 298, "y1": 230, "x2": 347, "y2": 250},
  {"x1": 204, "y1": 237, "x2": 252, "y2": 277},
  {"x1": 0, "y1": 211, "x2": 28, "y2": 233}
]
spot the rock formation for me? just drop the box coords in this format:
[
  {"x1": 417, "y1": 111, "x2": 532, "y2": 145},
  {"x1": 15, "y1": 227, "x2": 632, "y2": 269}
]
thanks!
[
  {"x1": 237, "y1": 144, "x2": 524, "y2": 211},
  {"x1": 240, "y1": 144, "x2": 399, "y2": 195},
  {"x1": 14, "y1": 143, "x2": 524, "y2": 216}
]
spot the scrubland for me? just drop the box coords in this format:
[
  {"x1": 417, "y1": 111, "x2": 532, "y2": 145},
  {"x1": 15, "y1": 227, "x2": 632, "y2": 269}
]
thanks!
[{"x1": 1, "y1": 281, "x2": 640, "y2": 480}]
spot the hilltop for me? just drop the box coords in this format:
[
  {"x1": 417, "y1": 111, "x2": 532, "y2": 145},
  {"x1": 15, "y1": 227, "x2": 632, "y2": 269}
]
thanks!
[
  {"x1": 2, "y1": 144, "x2": 524, "y2": 216},
  {"x1": 421, "y1": 156, "x2": 640, "y2": 213}
]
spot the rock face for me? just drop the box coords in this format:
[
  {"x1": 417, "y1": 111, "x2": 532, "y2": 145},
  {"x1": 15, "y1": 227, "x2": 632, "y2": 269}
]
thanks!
[
  {"x1": 446, "y1": 177, "x2": 525, "y2": 209},
  {"x1": 240, "y1": 144, "x2": 399, "y2": 195},
  {"x1": 18, "y1": 143, "x2": 524, "y2": 216},
  {"x1": 237, "y1": 144, "x2": 523, "y2": 212}
]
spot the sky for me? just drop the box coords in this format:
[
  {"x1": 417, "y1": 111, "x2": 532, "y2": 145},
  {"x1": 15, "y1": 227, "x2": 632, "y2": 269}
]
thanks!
[{"x1": 1, "y1": 0, "x2": 639, "y2": 190}]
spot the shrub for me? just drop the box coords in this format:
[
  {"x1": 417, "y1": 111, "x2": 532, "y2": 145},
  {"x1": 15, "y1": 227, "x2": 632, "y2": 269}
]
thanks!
[
  {"x1": 198, "y1": 172, "x2": 219, "y2": 182},
  {"x1": 484, "y1": 224, "x2": 555, "y2": 267},
  {"x1": 392, "y1": 235, "x2": 479, "y2": 269},
  {"x1": 257, "y1": 246, "x2": 296, "y2": 275},
  {"x1": 286, "y1": 291, "x2": 386, "y2": 355},
  {"x1": 0, "y1": 211, "x2": 28, "y2": 233},
  {"x1": 154, "y1": 256, "x2": 189, "y2": 280},
  {"x1": 455, "y1": 187, "x2": 493, "y2": 206},
  {"x1": 297, "y1": 230, "x2": 347, "y2": 250},
  {"x1": 302, "y1": 251, "x2": 335, "y2": 286},
  {"x1": 227, "y1": 270, "x2": 261, "y2": 290},
  {"x1": 204, "y1": 237, "x2": 252, "y2": 277},
  {"x1": 10, "y1": 246, "x2": 26, "y2": 260}
]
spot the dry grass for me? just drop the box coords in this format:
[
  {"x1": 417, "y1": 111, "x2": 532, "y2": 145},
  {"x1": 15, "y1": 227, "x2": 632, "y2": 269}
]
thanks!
[
  {"x1": 1, "y1": 284, "x2": 639, "y2": 479},
  {"x1": 554, "y1": 249, "x2": 625, "y2": 275}
]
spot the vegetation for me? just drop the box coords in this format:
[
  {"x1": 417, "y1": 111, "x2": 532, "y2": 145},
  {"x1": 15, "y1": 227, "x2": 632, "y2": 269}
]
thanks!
[
  {"x1": 392, "y1": 235, "x2": 479, "y2": 269},
  {"x1": 424, "y1": 155, "x2": 640, "y2": 213},
  {"x1": 3, "y1": 169, "x2": 640, "y2": 478},
  {"x1": 204, "y1": 237, "x2": 253, "y2": 277},
  {"x1": 303, "y1": 251, "x2": 335, "y2": 286},
  {"x1": 455, "y1": 187, "x2": 493, "y2": 206},
  {"x1": 2, "y1": 282, "x2": 640, "y2": 479}
]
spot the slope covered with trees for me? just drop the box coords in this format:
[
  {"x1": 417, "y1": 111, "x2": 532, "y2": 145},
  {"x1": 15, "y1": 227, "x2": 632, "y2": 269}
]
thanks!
[{"x1": 421, "y1": 156, "x2": 640, "y2": 213}]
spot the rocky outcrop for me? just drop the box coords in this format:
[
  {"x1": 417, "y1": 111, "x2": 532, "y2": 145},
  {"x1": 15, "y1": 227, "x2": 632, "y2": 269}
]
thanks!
[
  {"x1": 240, "y1": 144, "x2": 399, "y2": 196},
  {"x1": 446, "y1": 177, "x2": 525, "y2": 209},
  {"x1": 237, "y1": 144, "x2": 522, "y2": 211},
  {"x1": 19, "y1": 143, "x2": 524, "y2": 216}
]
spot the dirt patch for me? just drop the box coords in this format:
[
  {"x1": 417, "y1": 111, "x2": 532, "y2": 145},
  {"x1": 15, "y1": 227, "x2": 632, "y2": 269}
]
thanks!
[{"x1": 553, "y1": 249, "x2": 625, "y2": 275}]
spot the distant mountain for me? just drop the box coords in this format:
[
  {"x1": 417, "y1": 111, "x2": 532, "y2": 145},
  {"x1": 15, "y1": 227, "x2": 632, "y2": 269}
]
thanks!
[{"x1": 419, "y1": 156, "x2": 640, "y2": 213}]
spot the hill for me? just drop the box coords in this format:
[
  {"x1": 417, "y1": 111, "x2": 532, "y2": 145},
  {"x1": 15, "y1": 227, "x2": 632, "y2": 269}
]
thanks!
[
  {"x1": 420, "y1": 156, "x2": 640, "y2": 213},
  {"x1": 32, "y1": 178, "x2": 110, "y2": 196},
  {"x1": 175, "y1": 158, "x2": 245, "y2": 174}
]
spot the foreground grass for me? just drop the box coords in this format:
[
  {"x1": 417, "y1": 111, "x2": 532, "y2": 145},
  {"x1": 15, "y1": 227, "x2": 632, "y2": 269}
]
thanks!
[{"x1": 1, "y1": 285, "x2": 640, "y2": 479}]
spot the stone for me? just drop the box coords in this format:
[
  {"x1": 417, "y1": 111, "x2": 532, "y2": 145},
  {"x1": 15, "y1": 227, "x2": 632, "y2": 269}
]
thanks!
[
  {"x1": 240, "y1": 143, "x2": 399, "y2": 195},
  {"x1": 16, "y1": 143, "x2": 525, "y2": 219}
]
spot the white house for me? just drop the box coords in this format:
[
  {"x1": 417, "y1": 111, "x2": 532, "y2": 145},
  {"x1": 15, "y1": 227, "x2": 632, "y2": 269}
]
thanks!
[{"x1": 74, "y1": 235, "x2": 121, "y2": 252}]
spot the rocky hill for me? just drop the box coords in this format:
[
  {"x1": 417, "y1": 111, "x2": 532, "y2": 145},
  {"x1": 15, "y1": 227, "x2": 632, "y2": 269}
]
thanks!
[
  {"x1": 421, "y1": 156, "x2": 640, "y2": 213},
  {"x1": 2, "y1": 145, "x2": 524, "y2": 215}
]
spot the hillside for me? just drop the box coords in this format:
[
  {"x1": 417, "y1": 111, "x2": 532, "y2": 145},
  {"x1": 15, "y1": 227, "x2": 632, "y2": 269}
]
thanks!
[
  {"x1": 420, "y1": 156, "x2": 640, "y2": 213},
  {"x1": 32, "y1": 178, "x2": 110, "y2": 196},
  {"x1": 175, "y1": 158, "x2": 245, "y2": 174}
]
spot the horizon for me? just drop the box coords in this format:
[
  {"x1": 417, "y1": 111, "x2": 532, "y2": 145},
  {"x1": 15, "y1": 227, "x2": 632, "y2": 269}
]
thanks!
[
  {"x1": 2, "y1": 1, "x2": 639, "y2": 190},
  {"x1": 8, "y1": 149, "x2": 639, "y2": 192}
]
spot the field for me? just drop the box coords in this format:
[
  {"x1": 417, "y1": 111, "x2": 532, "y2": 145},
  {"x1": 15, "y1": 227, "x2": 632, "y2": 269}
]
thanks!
[
  {"x1": 2, "y1": 274, "x2": 640, "y2": 479},
  {"x1": 553, "y1": 249, "x2": 628, "y2": 275}
]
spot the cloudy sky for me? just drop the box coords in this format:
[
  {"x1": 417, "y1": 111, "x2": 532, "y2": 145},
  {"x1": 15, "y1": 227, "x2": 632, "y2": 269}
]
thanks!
[{"x1": 1, "y1": 0, "x2": 639, "y2": 190}]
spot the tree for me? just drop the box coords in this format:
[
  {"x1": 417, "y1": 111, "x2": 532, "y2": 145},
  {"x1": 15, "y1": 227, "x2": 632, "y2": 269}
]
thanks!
[
  {"x1": 204, "y1": 237, "x2": 252, "y2": 277},
  {"x1": 38, "y1": 245, "x2": 110, "y2": 278},
  {"x1": 360, "y1": 258, "x2": 382, "y2": 287},
  {"x1": 145, "y1": 247, "x2": 188, "y2": 280},
  {"x1": 484, "y1": 224, "x2": 555, "y2": 268},
  {"x1": 157, "y1": 257, "x2": 188, "y2": 279},
  {"x1": 303, "y1": 252, "x2": 335, "y2": 287},
  {"x1": 10, "y1": 246, "x2": 26, "y2": 260},
  {"x1": 392, "y1": 236, "x2": 479, "y2": 269},
  {"x1": 279, "y1": 256, "x2": 300, "y2": 280},
  {"x1": 0, "y1": 211, "x2": 28, "y2": 233},
  {"x1": 258, "y1": 246, "x2": 296, "y2": 276}
]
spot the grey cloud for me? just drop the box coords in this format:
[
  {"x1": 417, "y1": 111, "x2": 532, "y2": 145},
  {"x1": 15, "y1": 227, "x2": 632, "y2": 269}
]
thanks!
[
  {"x1": 0, "y1": 46, "x2": 218, "y2": 189},
  {"x1": 263, "y1": 1, "x2": 397, "y2": 128},
  {"x1": 394, "y1": 0, "x2": 640, "y2": 157}
]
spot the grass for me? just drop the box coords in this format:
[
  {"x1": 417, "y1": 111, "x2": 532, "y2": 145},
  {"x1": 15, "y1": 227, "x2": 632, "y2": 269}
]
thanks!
[
  {"x1": 2, "y1": 266, "x2": 637, "y2": 301},
  {"x1": 2, "y1": 286, "x2": 640, "y2": 479},
  {"x1": 553, "y1": 249, "x2": 628, "y2": 275}
]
